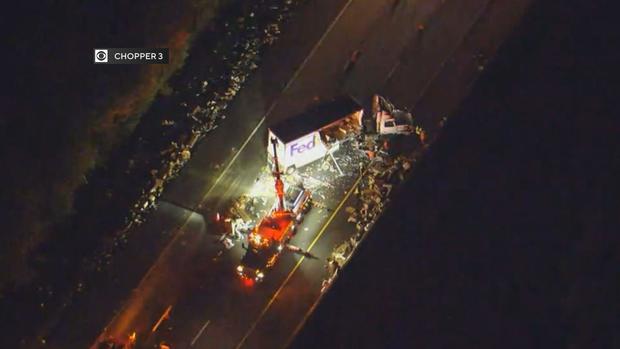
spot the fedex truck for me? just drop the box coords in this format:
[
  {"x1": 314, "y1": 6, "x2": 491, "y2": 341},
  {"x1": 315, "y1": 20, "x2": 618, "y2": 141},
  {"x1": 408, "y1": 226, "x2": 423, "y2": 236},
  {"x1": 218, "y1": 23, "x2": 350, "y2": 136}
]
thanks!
[{"x1": 268, "y1": 96, "x2": 363, "y2": 172}]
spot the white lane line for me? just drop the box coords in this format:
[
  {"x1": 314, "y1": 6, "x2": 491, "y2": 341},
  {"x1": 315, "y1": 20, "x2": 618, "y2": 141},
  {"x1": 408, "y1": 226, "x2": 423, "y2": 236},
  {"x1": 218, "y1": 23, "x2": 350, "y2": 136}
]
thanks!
[
  {"x1": 235, "y1": 171, "x2": 365, "y2": 349},
  {"x1": 202, "y1": 0, "x2": 355, "y2": 203},
  {"x1": 201, "y1": 116, "x2": 265, "y2": 200},
  {"x1": 410, "y1": 0, "x2": 492, "y2": 110},
  {"x1": 384, "y1": 61, "x2": 400, "y2": 85},
  {"x1": 190, "y1": 319, "x2": 211, "y2": 347},
  {"x1": 92, "y1": 1, "x2": 356, "y2": 347},
  {"x1": 279, "y1": 0, "x2": 353, "y2": 93}
]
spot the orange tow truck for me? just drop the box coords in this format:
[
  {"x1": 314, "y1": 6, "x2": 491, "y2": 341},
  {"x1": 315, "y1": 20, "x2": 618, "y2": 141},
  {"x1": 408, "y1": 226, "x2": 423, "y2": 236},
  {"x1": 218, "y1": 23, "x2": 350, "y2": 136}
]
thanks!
[{"x1": 236, "y1": 138, "x2": 311, "y2": 283}]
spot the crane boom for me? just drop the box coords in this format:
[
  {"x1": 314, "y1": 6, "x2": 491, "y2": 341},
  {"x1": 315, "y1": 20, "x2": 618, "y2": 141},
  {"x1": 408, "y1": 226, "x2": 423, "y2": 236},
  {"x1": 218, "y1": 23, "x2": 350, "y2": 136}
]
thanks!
[
  {"x1": 271, "y1": 137, "x2": 285, "y2": 212},
  {"x1": 237, "y1": 138, "x2": 312, "y2": 283}
]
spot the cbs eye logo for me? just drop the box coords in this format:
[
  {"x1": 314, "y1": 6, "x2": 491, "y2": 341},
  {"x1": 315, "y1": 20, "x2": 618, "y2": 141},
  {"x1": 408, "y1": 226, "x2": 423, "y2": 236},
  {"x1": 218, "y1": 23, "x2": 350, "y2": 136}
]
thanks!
[{"x1": 94, "y1": 49, "x2": 108, "y2": 63}]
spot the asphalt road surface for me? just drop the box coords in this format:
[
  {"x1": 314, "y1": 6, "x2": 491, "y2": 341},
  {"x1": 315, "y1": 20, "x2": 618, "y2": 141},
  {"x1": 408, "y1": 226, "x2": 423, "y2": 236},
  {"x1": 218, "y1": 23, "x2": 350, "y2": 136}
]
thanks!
[{"x1": 30, "y1": 0, "x2": 531, "y2": 348}]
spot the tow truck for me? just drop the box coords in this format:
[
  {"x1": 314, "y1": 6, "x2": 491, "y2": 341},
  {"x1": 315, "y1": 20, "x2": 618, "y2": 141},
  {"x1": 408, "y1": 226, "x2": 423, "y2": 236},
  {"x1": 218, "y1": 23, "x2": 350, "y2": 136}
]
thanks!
[{"x1": 236, "y1": 138, "x2": 311, "y2": 283}]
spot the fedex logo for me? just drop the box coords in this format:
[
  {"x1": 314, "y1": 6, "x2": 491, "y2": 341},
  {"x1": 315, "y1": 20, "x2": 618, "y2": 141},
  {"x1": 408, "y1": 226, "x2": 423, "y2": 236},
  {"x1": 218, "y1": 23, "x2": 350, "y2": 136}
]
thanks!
[{"x1": 289, "y1": 135, "x2": 316, "y2": 156}]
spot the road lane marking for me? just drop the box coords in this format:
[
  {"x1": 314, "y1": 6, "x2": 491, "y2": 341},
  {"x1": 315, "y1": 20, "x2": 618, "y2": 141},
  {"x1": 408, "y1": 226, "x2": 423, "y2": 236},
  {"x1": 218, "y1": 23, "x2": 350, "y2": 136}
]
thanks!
[
  {"x1": 200, "y1": 116, "x2": 265, "y2": 200},
  {"x1": 409, "y1": 0, "x2": 492, "y2": 110},
  {"x1": 384, "y1": 61, "x2": 401, "y2": 86},
  {"x1": 285, "y1": 177, "x2": 370, "y2": 347},
  {"x1": 151, "y1": 305, "x2": 172, "y2": 333},
  {"x1": 190, "y1": 319, "x2": 211, "y2": 347},
  {"x1": 202, "y1": 0, "x2": 354, "y2": 202},
  {"x1": 235, "y1": 169, "x2": 365, "y2": 349},
  {"x1": 92, "y1": 0, "x2": 356, "y2": 346},
  {"x1": 284, "y1": 4, "x2": 497, "y2": 346},
  {"x1": 278, "y1": 0, "x2": 354, "y2": 93},
  {"x1": 284, "y1": 288, "x2": 324, "y2": 349}
]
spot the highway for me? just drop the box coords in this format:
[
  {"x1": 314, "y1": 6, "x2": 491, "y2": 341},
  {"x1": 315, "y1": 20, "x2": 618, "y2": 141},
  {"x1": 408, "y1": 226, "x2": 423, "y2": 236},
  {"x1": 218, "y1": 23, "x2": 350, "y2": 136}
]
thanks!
[{"x1": 32, "y1": 0, "x2": 532, "y2": 348}]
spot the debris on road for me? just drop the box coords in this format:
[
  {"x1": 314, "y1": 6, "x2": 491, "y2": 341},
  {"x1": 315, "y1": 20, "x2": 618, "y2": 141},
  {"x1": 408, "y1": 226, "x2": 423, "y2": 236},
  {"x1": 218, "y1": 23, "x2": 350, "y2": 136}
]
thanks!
[
  {"x1": 320, "y1": 96, "x2": 427, "y2": 291},
  {"x1": 120, "y1": 0, "x2": 305, "y2": 232}
]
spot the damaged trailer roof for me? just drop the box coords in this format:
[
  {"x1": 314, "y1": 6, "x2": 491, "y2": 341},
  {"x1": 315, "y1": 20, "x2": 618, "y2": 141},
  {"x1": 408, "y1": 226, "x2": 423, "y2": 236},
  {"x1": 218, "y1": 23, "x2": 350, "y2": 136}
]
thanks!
[{"x1": 269, "y1": 95, "x2": 362, "y2": 143}]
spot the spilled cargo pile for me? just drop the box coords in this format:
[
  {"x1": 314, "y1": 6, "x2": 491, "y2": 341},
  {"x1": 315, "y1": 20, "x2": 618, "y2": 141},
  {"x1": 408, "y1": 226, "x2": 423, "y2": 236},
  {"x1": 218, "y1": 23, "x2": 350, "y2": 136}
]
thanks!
[
  {"x1": 321, "y1": 134, "x2": 421, "y2": 291},
  {"x1": 212, "y1": 95, "x2": 427, "y2": 290}
]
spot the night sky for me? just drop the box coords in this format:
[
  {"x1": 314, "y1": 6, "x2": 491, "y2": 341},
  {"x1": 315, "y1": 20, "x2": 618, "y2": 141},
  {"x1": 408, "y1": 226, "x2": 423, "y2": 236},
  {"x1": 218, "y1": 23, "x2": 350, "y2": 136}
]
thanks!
[{"x1": 293, "y1": 1, "x2": 620, "y2": 348}]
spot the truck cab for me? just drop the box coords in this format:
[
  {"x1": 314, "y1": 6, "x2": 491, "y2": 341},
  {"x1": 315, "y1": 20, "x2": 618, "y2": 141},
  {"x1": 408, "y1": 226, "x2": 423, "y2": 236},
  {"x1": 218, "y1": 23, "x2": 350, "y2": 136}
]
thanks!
[
  {"x1": 376, "y1": 109, "x2": 414, "y2": 135},
  {"x1": 372, "y1": 94, "x2": 415, "y2": 135},
  {"x1": 282, "y1": 185, "x2": 312, "y2": 221}
]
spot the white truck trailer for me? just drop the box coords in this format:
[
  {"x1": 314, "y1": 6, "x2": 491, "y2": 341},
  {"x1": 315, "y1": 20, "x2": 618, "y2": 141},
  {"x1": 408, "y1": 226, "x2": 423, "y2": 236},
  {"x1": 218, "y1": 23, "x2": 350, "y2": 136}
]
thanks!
[{"x1": 267, "y1": 96, "x2": 363, "y2": 172}]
